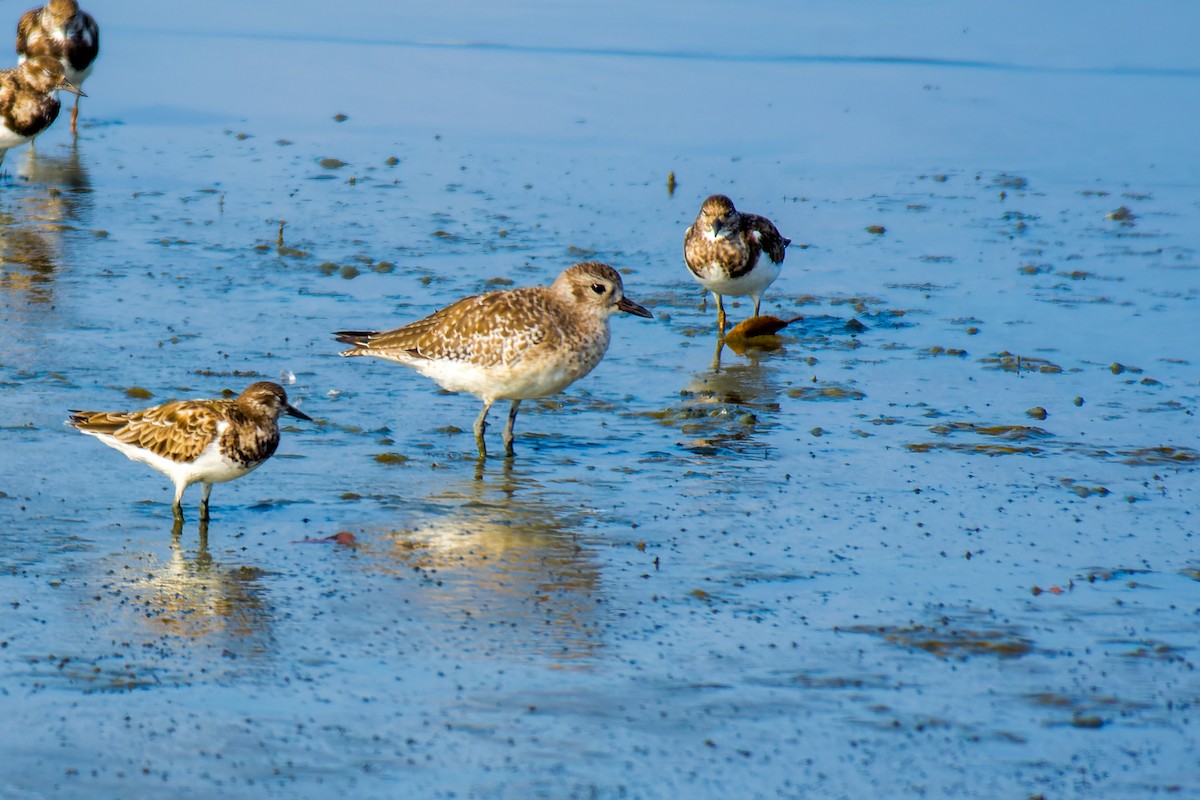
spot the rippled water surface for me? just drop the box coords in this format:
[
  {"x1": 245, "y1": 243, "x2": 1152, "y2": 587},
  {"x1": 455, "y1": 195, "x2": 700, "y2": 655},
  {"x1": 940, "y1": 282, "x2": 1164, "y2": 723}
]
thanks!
[{"x1": 2, "y1": 2, "x2": 1199, "y2": 798}]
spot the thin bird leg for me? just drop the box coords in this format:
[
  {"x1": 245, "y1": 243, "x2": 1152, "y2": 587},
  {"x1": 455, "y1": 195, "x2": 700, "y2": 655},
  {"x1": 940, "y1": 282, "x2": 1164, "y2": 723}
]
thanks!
[
  {"x1": 752, "y1": 294, "x2": 763, "y2": 317},
  {"x1": 200, "y1": 483, "x2": 213, "y2": 521},
  {"x1": 71, "y1": 97, "x2": 80, "y2": 135},
  {"x1": 172, "y1": 483, "x2": 185, "y2": 521},
  {"x1": 711, "y1": 338, "x2": 726, "y2": 372},
  {"x1": 474, "y1": 400, "x2": 494, "y2": 459},
  {"x1": 715, "y1": 293, "x2": 727, "y2": 334},
  {"x1": 502, "y1": 400, "x2": 522, "y2": 458}
]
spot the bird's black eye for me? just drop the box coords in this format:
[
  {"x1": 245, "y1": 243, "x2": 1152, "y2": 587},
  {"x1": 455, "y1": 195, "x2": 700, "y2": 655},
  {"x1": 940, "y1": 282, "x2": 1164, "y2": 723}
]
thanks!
[{"x1": 590, "y1": 283, "x2": 606, "y2": 295}]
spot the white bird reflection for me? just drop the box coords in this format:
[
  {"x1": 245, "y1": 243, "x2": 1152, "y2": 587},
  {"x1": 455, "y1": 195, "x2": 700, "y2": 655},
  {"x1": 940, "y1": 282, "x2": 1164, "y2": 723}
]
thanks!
[
  {"x1": 121, "y1": 519, "x2": 274, "y2": 646},
  {"x1": 361, "y1": 462, "x2": 607, "y2": 667},
  {"x1": 0, "y1": 142, "x2": 91, "y2": 310}
]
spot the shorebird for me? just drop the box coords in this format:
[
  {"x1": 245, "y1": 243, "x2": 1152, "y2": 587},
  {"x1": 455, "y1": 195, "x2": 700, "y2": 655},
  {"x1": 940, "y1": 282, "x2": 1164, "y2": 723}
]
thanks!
[
  {"x1": 16, "y1": 0, "x2": 98, "y2": 134},
  {"x1": 335, "y1": 261, "x2": 653, "y2": 458},
  {"x1": 68, "y1": 381, "x2": 311, "y2": 520},
  {"x1": 0, "y1": 55, "x2": 83, "y2": 164},
  {"x1": 684, "y1": 194, "x2": 791, "y2": 334}
]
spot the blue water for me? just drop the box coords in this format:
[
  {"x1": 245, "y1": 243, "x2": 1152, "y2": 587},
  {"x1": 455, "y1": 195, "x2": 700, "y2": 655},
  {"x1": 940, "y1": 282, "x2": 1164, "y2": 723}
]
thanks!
[{"x1": 1, "y1": 2, "x2": 1199, "y2": 798}]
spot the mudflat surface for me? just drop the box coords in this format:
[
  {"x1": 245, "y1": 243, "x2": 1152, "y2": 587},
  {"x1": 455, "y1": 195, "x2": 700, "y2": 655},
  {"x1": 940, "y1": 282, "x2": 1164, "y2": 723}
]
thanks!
[{"x1": 2, "y1": 2, "x2": 1198, "y2": 798}]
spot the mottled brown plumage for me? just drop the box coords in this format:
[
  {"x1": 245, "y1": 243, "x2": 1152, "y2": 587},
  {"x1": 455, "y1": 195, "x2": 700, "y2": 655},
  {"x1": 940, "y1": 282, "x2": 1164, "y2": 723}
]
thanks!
[
  {"x1": 17, "y1": 0, "x2": 98, "y2": 134},
  {"x1": 0, "y1": 55, "x2": 82, "y2": 162},
  {"x1": 68, "y1": 382, "x2": 311, "y2": 520},
  {"x1": 336, "y1": 261, "x2": 653, "y2": 458},
  {"x1": 684, "y1": 194, "x2": 791, "y2": 333}
]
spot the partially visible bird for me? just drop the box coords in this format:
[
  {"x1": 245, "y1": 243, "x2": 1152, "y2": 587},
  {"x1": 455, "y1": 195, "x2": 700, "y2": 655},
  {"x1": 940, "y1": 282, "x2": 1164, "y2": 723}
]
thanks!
[
  {"x1": 16, "y1": 0, "x2": 98, "y2": 134},
  {"x1": 0, "y1": 55, "x2": 82, "y2": 164},
  {"x1": 684, "y1": 194, "x2": 791, "y2": 334},
  {"x1": 68, "y1": 382, "x2": 312, "y2": 521},
  {"x1": 335, "y1": 261, "x2": 653, "y2": 458}
]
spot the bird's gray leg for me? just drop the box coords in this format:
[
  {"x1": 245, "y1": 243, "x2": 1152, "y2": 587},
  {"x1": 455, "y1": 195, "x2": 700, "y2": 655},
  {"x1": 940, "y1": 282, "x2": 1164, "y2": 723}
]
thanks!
[
  {"x1": 474, "y1": 400, "x2": 493, "y2": 459},
  {"x1": 172, "y1": 482, "x2": 186, "y2": 521},
  {"x1": 502, "y1": 400, "x2": 522, "y2": 458},
  {"x1": 199, "y1": 483, "x2": 213, "y2": 521}
]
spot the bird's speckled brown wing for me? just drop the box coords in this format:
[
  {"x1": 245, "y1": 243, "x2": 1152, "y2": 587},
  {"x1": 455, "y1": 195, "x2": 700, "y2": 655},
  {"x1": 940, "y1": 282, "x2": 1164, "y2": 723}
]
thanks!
[
  {"x1": 340, "y1": 288, "x2": 556, "y2": 367},
  {"x1": 66, "y1": 12, "x2": 99, "y2": 72},
  {"x1": 0, "y1": 68, "x2": 19, "y2": 108},
  {"x1": 14, "y1": 10, "x2": 41, "y2": 58},
  {"x1": 16, "y1": 8, "x2": 99, "y2": 73},
  {"x1": 69, "y1": 400, "x2": 225, "y2": 462},
  {"x1": 741, "y1": 213, "x2": 790, "y2": 264}
]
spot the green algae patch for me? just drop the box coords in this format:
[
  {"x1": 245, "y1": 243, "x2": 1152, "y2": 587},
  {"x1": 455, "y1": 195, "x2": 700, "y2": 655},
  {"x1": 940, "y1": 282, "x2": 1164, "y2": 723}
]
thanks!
[
  {"x1": 929, "y1": 422, "x2": 1052, "y2": 441},
  {"x1": 841, "y1": 623, "x2": 1033, "y2": 660},
  {"x1": 1059, "y1": 478, "x2": 1110, "y2": 498},
  {"x1": 920, "y1": 345, "x2": 967, "y2": 357},
  {"x1": 980, "y1": 352, "x2": 1064, "y2": 374},
  {"x1": 1117, "y1": 446, "x2": 1199, "y2": 466},
  {"x1": 906, "y1": 442, "x2": 1043, "y2": 456},
  {"x1": 786, "y1": 384, "x2": 865, "y2": 402},
  {"x1": 1109, "y1": 362, "x2": 1142, "y2": 375}
]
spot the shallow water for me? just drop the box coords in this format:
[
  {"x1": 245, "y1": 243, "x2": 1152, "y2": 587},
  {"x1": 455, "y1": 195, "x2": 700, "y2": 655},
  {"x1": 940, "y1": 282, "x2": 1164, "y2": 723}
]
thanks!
[{"x1": 2, "y1": 2, "x2": 1199, "y2": 798}]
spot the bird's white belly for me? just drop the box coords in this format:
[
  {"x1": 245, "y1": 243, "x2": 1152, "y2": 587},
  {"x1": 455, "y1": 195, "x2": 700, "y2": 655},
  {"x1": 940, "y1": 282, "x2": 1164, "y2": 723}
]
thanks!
[
  {"x1": 89, "y1": 433, "x2": 260, "y2": 488},
  {"x1": 696, "y1": 258, "x2": 781, "y2": 299},
  {"x1": 416, "y1": 356, "x2": 594, "y2": 402},
  {"x1": 0, "y1": 127, "x2": 31, "y2": 149}
]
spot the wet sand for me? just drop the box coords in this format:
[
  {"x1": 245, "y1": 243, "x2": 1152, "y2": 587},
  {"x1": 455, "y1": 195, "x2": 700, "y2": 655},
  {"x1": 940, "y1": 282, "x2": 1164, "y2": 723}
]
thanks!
[{"x1": 1, "y1": 2, "x2": 1199, "y2": 798}]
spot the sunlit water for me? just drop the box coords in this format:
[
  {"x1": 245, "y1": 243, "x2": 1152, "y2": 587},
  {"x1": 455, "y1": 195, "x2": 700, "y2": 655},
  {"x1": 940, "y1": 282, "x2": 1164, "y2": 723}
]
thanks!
[{"x1": 1, "y1": 2, "x2": 1198, "y2": 798}]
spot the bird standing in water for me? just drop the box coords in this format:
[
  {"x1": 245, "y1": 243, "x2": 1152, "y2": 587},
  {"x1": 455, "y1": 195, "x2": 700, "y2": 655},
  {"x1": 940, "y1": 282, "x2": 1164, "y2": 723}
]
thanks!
[
  {"x1": 68, "y1": 382, "x2": 311, "y2": 521},
  {"x1": 0, "y1": 55, "x2": 83, "y2": 164},
  {"x1": 684, "y1": 194, "x2": 791, "y2": 334},
  {"x1": 336, "y1": 261, "x2": 653, "y2": 458},
  {"x1": 17, "y1": 0, "x2": 98, "y2": 135}
]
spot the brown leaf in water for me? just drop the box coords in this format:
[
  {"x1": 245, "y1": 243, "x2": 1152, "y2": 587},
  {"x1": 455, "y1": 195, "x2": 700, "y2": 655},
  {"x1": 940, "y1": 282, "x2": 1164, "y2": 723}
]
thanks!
[{"x1": 724, "y1": 314, "x2": 802, "y2": 340}]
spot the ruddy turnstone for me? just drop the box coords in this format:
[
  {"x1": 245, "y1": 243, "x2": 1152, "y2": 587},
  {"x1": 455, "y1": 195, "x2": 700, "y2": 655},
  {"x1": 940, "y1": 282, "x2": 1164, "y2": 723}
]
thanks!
[
  {"x1": 684, "y1": 194, "x2": 791, "y2": 334},
  {"x1": 68, "y1": 381, "x2": 311, "y2": 520},
  {"x1": 16, "y1": 0, "x2": 98, "y2": 134},
  {"x1": 335, "y1": 261, "x2": 653, "y2": 458},
  {"x1": 0, "y1": 55, "x2": 82, "y2": 164}
]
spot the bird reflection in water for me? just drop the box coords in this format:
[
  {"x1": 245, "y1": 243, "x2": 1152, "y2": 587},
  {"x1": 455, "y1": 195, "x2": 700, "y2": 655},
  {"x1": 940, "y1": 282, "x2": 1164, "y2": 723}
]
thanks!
[
  {"x1": 0, "y1": 142, "x2": 90, "y2": 309},
  {"x1": 367, "y1": 461, "x2": 606, "y2": 666},
  {"x1": 650, "y1": 345, "x2": 786, "y2": 457},
  {"x1": 16, "y1": 140, "x2": 90, "y2": 195},
  {"x1": 121, "y1": 518, "x2": 274, "y2": 647}
]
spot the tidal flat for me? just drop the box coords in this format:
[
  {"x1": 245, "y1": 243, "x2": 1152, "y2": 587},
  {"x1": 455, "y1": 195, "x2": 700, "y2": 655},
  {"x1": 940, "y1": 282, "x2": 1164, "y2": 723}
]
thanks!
[{"x1": 1, "y1": 2, "x2": 1198, "y2": 798}]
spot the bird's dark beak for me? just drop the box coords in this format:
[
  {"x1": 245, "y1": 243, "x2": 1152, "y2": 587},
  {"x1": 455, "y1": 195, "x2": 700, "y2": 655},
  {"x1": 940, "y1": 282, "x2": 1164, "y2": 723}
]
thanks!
[
  {"x1": 286, "y1": 404, "x2": 313, "y2": 421},
  {"x1": 617, "y1": 296, "x2": 653, "y2": 319},
  {"x1": 711, "y1": 218, "x2": 725, "y2": 235},
  {"x1": 58, "y1": 79, "x2": 85, "y2": 97}
]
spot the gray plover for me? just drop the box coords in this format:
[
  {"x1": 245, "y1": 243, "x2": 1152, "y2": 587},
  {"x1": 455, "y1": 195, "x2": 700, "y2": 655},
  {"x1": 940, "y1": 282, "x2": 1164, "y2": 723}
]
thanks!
[
  {"x1": 68, "y1": 382, "x2": 311, "y2": 521},
  {"x1": 0, "y1": 55, "x2": 83, "y2": 164},
  {"x1": 684, "y1": 194, "x2": 791, "y2": 334},
  {"x1": 16, "y1": 0, "x2": 98, "y2": 134},
  {"x1": 335, "y1": 261, "x2": 653, "y2": 458}
]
